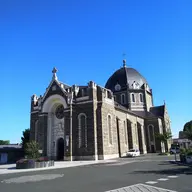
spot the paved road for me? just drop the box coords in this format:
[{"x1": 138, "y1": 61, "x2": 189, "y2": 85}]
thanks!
[{"x1": 0, "y1": 154, "x2": 191, "y2": 192}]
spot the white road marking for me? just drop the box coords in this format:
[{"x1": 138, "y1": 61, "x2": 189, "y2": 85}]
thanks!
[
  {"x1": 168, "y1": 176, "x2": 178, "y2": 178},
  {"x1": 158, "y1": 178, "x2": 169, "y2": 181},
  {"x1": 104, "y1": 183, "x2": 177, "y2": 192},
  {"x1": 145, "y1": 181, "x2": 158, "y2": 184}
]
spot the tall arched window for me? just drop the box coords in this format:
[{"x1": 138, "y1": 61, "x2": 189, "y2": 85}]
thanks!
[
  {"x1": 131, "y1": 93, "x2": 135, "y2": 102},
  {"x1": 107, "y1": 115, "x2": 112, "y2": 144},
  {"x1": 78, "y1": 113, "x2": 87, "y2": 148},
  {"x1": 148, "y1": 125, "x2": 154, "y2": 142},
  {"x1": 121, "y1": 94, "x2": 125, "y2": 104},
  {"x1": 140, "y1": 93, "x2": 143, "y2": 102}
]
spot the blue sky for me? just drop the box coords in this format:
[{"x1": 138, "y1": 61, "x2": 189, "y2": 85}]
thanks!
[{"x1": 0, "y1": 0, "x2": 191, "y2": 143}]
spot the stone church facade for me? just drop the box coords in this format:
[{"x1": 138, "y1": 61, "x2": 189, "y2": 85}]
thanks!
[{"x1": 30, "y1": 60, "x2": 172, "y2": 161}]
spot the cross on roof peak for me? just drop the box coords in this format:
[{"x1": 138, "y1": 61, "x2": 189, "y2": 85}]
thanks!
[
  {"x1": 52, "y1": 67, "x2": 57, "y2": 74},
  {"x1": 52, "y1": 67, "x2": 58, "y2": 80}
]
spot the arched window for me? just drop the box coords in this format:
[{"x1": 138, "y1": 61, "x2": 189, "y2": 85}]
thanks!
[
  {"x1": 121, "y1": 94, "x2": 125, "y2": 104},
  {"x1": 107, "y1": 115, "x2": 112, "y2": 144},
  {"x1": 124, "y1": 121, "x2": 127, "y2": 145},
  {"x1": 131, "y1": 93, "x2": 135, "y2": 102},
  {"x1": 140, "y1": 93, "x2": 143, "y2": 102},
  {"x1": 78, "y1": 113, "x2": 87, "y2": 148},
  {"x1": 148, "y1": 124, "x2": 155, "y2": 142},
  {"x1": 35, "y1": 120, "x2": 38, "y2": 142}
]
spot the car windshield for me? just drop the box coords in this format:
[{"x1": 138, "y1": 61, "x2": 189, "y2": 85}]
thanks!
[{"x1": 128, "y1": 149, "x2": 135, "y2": 152}]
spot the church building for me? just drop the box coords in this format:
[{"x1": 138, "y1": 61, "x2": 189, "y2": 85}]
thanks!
[{"x1": 30, "y1": 60, "x2": 172, "y2": 161}]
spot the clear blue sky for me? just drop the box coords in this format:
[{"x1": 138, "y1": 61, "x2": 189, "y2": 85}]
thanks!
[{"x1": 0, "y1": 0, "x2": 191, "y2": 143}]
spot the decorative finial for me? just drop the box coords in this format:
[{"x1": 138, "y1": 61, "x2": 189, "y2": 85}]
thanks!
[
  {"x1": 123, "y1": 59, "x2": 126, "y2": 67},
  {"x1": 122, "y1": 53, "x2": 126, "y2": 67},
  {"x1": 52, "y1": 67, "x2": 58, "y2": 80},
  {"x1": 164, "y1": 100, "x2": 166, "y2": 105}
]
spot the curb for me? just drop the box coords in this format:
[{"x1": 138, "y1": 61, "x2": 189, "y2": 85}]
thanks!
[
  {"x1": 0, "y1": 160, "x2": 118, "y2": 175},
  {"x1": 169, "y1": 160, "x2": 192, "y2": 167}
]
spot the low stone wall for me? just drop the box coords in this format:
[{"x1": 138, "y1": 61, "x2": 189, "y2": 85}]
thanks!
[{"x1": 16, "y1": 160, "x2": 54, "y2": 169}]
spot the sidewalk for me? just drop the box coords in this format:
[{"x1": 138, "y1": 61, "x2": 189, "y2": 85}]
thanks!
[{"x1": 0, "y1": 159, "x2": 118, "y2": 175}]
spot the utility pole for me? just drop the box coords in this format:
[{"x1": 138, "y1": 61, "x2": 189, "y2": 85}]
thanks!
[
  {"x1": 68, "y1": 85, "x2": 79, "y2": 162},
  {"x1": 174, "y1": 145, "x2": 177, "y2": 162},
  {"x1": 69, "y1": 92, "x2": 73, "y2": 161}
]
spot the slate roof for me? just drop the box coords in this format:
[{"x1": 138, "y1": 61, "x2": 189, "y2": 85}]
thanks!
[
  {"x1": 133, "y1": 105, "x2": 165, "y2": 119},
  {"x1": 0, "y1": 144, "x2": 22, "y2": 149},
  {"x1": 150, "y1": 105, "x2": 165, "y2": 117},
  {"x1": 105, "y1": 66, "x2": 148, "y2": 91}
]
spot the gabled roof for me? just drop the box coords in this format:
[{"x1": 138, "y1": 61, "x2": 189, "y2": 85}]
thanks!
[{"x1": 42, "y1": 79, "x2": 69, "y2": 102}]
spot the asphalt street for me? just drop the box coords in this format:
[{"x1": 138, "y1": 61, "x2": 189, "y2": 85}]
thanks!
[{"x1": 0, "y1": 154, "x2": 192, "y2": 192}]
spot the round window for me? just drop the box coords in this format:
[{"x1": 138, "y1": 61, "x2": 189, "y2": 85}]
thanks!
[
  {"x1": 115, "y1": 83, "x2": 121, "y2": 91},
  {"x1": 55, "y1": 105, "x2": 64, "y2": 119}
]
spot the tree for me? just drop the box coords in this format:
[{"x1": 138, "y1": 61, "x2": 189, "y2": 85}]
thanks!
[
  {"x1": 183, "y1": 121, "x2": 192, "y2": 141},
  {"x1": 155, "y1": 131, "x2": 172, "y2": 152},
  {"x1": 25, "y1": 141, "x2": 40, "y2": 159},
  {"x1": 21, "y1": 128, "x2": 30, "y2": 149},
  {"x1": 0, "y1": 140, "x2": 10, "y2": 145}
]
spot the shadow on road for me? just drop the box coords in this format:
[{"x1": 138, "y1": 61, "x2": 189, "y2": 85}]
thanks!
[{"x1": 131, "y1": 161, "x2": 192, "y2": 175}]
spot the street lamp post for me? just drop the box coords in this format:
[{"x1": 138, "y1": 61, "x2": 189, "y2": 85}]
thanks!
[
  {"x1": 69, "y1": 92, "x2": 73, "y2": 161},
  {"x1": 68, "y1": 85, "x2": 79, "y2": 162}
]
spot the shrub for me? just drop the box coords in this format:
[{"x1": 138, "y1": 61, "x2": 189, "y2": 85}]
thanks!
[
  {"x1": 25, "y1": 141, "x2": 40, "y2": 159},
  {"x1": 180, "y1": 148, "x2": 192, "y2": 156}
]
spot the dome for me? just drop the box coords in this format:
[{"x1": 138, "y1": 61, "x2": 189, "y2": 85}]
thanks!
[{"x1": 105, "y1": 64, "x2": 149, "y2": 92}]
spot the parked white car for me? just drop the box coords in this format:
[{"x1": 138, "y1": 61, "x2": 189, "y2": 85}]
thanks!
[
  {"x1": 169, "y1": 148, "x2": 180, "y2": 154},
  {"x1": 126, "y1": 149, "x2": 140, "y2": 157}
]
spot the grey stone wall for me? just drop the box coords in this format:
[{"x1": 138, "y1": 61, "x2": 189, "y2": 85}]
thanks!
[
  {"x1": 30, "y1": 112, "x2": 39, "y2": 141},
  {"x1": 38, "y1": 113, "x2": 48, "y2": 156},
  {"x1": 101, "y1": 102, "x2": 119, "y2": 157}
]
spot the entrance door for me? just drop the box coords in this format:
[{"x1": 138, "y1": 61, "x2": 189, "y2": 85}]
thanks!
[
  {"x1": 57, "y1": 138, "x2": 64, "y2": 160},
  {"x1": 0, "y1": 153, "x2": 8, "y2": 164},
  {"x1": 151, "y1": 145, "x2": 155, "y2": 153}
]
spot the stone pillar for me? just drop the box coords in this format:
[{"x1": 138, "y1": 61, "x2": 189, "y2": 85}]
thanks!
[
  {"x1": 47, "y1": 113, "x2": 53, "y2": 158},
  {"x1": 93, "y1": 101, "x2": 98, "y2": 160},
  {"x1": 140, "y1": 125, "x2": 147, "y2": 154},
  {"x1": 131, "y1": 123, "x2": 138, "y2": 149}
]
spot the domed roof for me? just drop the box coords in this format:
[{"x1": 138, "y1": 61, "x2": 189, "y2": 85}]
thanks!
[{"x1": 105, "y1": 63, "x2": 149, "y2": 91}]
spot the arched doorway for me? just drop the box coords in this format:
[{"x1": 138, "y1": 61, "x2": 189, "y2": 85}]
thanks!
[{"x1": 57, "y1": 138, "x2": 64, "y2": 160}]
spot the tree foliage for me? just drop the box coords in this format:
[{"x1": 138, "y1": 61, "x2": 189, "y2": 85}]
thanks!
[
  {"x1": 183, "y1": 120, "x2": 192, "y2": 141},
  {"x1": 21, "y1": 128, "x2": 30, "y2": 149},
  {"x1": 0, "y1": 140, "x2": 10, "y2": 145},
  {"x1": 155, "y1": 131, "x2": 172, "y2": 143},
  {"x1": 25, "y1": 141, "x2": 40, "y2": 159}
]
